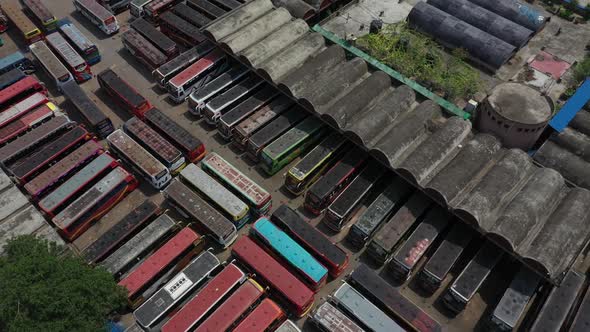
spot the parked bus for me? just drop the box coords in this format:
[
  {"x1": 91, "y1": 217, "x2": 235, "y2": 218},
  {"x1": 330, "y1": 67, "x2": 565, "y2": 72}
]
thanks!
[
  {"x1": 159, "y1": 11, "x2": 206, "y2": 47},
  {"x1": 130, "y1": 0, "x2": 154, "y2": 17},
  {"x1": 529, "y1": 269, "x2": 586, "y2": 332},
  {"x1": 0, "y1": 115, "x2": 72, "y2": 167},
  {"x1": 61, "y1": 81, "x2": 113, "y2": 138},
  {"x1": 180, "y1": 163, "x2": 251, "y2": 228},
  {"x1": 143, "y1": 108, "x2": 205, "y2": 162},
  {"x1": 24, "y1": 140, "x2": 103, "y2": 199},
  {"x1": 195, "y1": 278, "x2": 264, "y2": 332},
  {"x1": 97, "y1": 69, "x2": 152, "y2": 118},
  {"x1": 162, "y1": 263, "x2": 246, "y2": 332},
  {"x1": 97, "y1": 0, "x2": 131, "y2": 13},
  {"x1": 233, "y1": 96, "x2": 293, "y2": 150},
  {"x1": 52, "y1": 166, "x2": 138, "y2": 240},
  {"x1": 260, "y1": 117, "x2": 326, "y2": 175},
  {"x1": 304, "y1": 147, "x2": 368, "y2": 215},
  {"x1": 0, "y1": 102, "x2": 55, "y2": 147},
  {"x1": 0, "y1": 75, "x2": 46, "y2": 110},
  {"x1": 0, "y1": 92, "x2": 48, "y2": 129},
  {"x1": 188, "y1": 65, "x2": 248, "y2": 116},
  {"x1": 347, "y1": 177, "x2": 413, "y2": 249},
  {"x1": 285, "y1": 132, "x2": 346, "y2": 196},
  {"x1": 167, "y1": 48, "x2": 228, "y2": 103},
  {"x1": 0, "y1": 52, "x2": 35, "y2": 75},
  {"x1": 324, "y1": 161, "x2": 385, "y2": 231},
  {"x1": 209, "y1": 0, "x2": 241, "y2": 10},
  {"x1": 233, "y1": 299, "x2": 285, "y2": 332},
  {"x1": 218, "y1": 85, "x2": 278, "y2": 140},
  {"x1": 203, "y1": 76, "x2": 263, "y2": 125},
  {"x1": 122, "y1": 29, "x2": 168, "y2": 70},
  {"x1": 82, "y1": 200, "x2": 161, "y2": 263},
  {"x1": 164, "y1": 179, "x2": 238, "y2": 247},
  {"x1": 124, "y1": 117, "x2": 185, "y2": 174},
  {"x1": 246, "y1": 107, "x2": 307, "y2": 161},
  {"x1": 570, "y1": 287, "x2": 590, "y2": 332},
  {"x1": 389, "y1": 206, "x2": 451, "y2": 281},
  {"x1": 418, "y1": 222, "x2": 474, "y2": 293},
  {"x1": 143, "y1": 0, "x2": 182, "y2": 22},
  {"x1": 2, "y1": 1, "x2": 43, "y2": 43},
  {"x1": 0, "y1": 68, "x2": 25, "y2": 91},
  {"x1": 367, "y1": 193, "x2": 432, "y2": 265},
  {"x1": 73, "y1": 0, "x2": 119, "y2": 35},
  {"x1": 276, "y1": 321, "x2": 301, "y2": 332},
  {"x1": 153, "y1": 42, "x2": 215, "y2": 89},
  {"x1": 310, "y1": 302, "x2": 364, "y2": 332},
  {"x1": 131, "y1": 18, "x2": 177, "y2": 59},
  {"x1": 107, "y1": 130, "x2": 171, "y2": 189},
  {"x1": 251, "y1": 218, "x2": 328, "y2": 291},
  {"x1": 332, "y1": 283, "x2": 404, "y2": 332},
  {"x1": 172, "y1": 3, "x2": 211, "y2": 28},
  {"x1": 232, "y1": 236, "x2": 315, "y2": 317},
  {"x1": 118, "y1": 227, "x2": 202, "y2": 306},
  {"x1": 9, "y1": 126, "x2": 91, "y2": 184},
  {"x1": 187, "y1": 0, "x2": 226, "y2": 19},
  {"x1": 100, "y1": 213, "x2": 176, "y2": 276},
  {"x1": 489, "y1": 267, "x2": 540, "y2": 332},
  {"x1": 57, "y1": 19, "x2": 101, "y2": 65},
  {"x1": 134, "y1": 251, "x2": 220, "y2": 328},
  {"x1": 22, "y1": 0, "x2": 57, "y2": 31},
  {"x1": 38, "y1": 152, "x2": 119, "y2": 217},
  {"x1": 271, "y1": 204, "x2": 349, "y2": 278},
  {"x1": 29, "y1": 41, "x2": 75, "y2": 88},
  {"x1": 350, "y1": 264, "x2": 441, "y2": 332},
  {"x1": 45, "y1": 32, "x2": 92, "y2": 83},
  {"x1": 443, "y1": 241, "x2": 504, "y2": 314},
  {"x1": 202, "y1": 152, "x2": 272, "y2": 216}
]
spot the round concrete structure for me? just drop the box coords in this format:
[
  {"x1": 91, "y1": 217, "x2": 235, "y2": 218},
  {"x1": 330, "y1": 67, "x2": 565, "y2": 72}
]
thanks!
[{"x1": 476, "y1": 83, "x2": 551, "y2": 150}]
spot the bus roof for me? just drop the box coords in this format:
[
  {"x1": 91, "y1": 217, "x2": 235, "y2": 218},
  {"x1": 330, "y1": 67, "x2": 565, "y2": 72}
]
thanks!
[
  {"x1": 98, "y1": 69, "x2": 147, "y2": 109},
  {"x1": 422, "y1": 222, "x2": 474, "y2": 282},
  {"x1": 0, "y1": 52, "x2": 27, "y2": 71},
  {"x1": 169, "y1": 48, "x2": 224, "y2": 88},
  {"x1": 236, "y1": 95, "x2": 293, "y2": 137},
  {"x1": 207, "y1": 76, "x2": 262, "y2": 112},
  {"x1": 0, "y1": 92, "x2": 47, "y2": 128},
  {"x1": 134, "y1": 250, "x2": 219, "y2": 328},
  {"x1": 75, "y1": 0, "x2": 113, "y2": 20},
  {"x1": 122, "y1": 29, "x2": 167, "y2": 67},
  {"x1": 2, "y1": 1, "x2": 37, "y2": 34},
  {"x1": 82, "y1": 200, "x2": 160, "y2": 263},
  {"x1": 275, "y1": 320, "x2": 301, "y2": 332},
  {"x1": 195, "y1": 279, "x2": 264, "y2": 332},
  {"x1": 191, "y1": 65, "x2": 248, "y2": 102},
  {"x1": 164, "y1": 179, "x2": 237, "y2": 241},
  {"x1": 492, "y1": 267, "x2": 540, "y2": 329},
  {"x1": 30, "y1": 41, "x2": 71, "y2": 82},
  {"x1": 101, "y1": 213, "x2": 176, "y2": 275},
  {"x1": 131, "y1": 18, "x2": 176, "y2": 53},
  {"x1": 124, "y1": 117, "x2": 181, "y2": 164},
  {"x1": 156, "y1": 42, "x2": 214, "y2": 77},
  {"x1": 23, "y1": 0, "x2": 55, "y2": 22},
  {"x1": 271, "y1": 205, "x2": 348, "y2": 270},
  {"x1": 144, "y1": 107, "x2": 203, "y2": 151},
  {"x1": 233, "y1": 298, "x2": 284, "y2": 332},
  {"x1": 159, "y1": 11, "x2": 206, "y2": 43},
  {"x1": 312, "y1": 302, "x2": 364, "y2": 332},
  {"x1": 332, "y1": 283, "x2": 405, "y2": 332},
  {"x1": 0, "y1": 104, "x2": 54, "y2": 146},
  {"x1": 107, "y1": 129, "x2": 167, "y2": 177},
  {"x1": 0, "y1": 68, "x2": 25, "y2": 90},
  {"x1": 451, "y1": 241, "x2": 503, "y2": 301},
  {"x1": 24, "y1": 140, "x2": 102, "y2": 197},
  {"x1": 162, "y1": 263, "x2": 246, "y2": 332},
  {"x1": 220, "y1": 85, "x2": 277, "y2": 127},
  {"x1": 210, "y1": 0, "x2": 241, "y2": 10},
  {"x1": 61, "y1": 80, "x2": 109, "y2": 126},
  {"x1": 0, "y1": 75, "x2": 43, "y2": 106},
  {"x1": 570, "y1": 286, "x2": 590, "y2": 332},
  {"x1": 145, "y1": 0, "x2": 176, "y2": 12},
  {"x1": 53, "y1": 166, "x2": 131, "y2": 229},
  {"x1": 187, "y1": 0, "x2": 226, "y2": 18},
  {"x1": 289, "y1": 132, "x2": 344, "y2": 180},
  {"x1": 252, "y1": 218, "x2": 328, "y2": 283},
  {"x1": 263, "y1": 116, "x2": 324, "y2": 159},
  {"x1": 248, "y1": 107, "x2": 306, "y2": 150},
  {"x1": 118, "y1": 227, "x2": 201, "y2": 298},
  {"x1": 172, "y1": 3, "x2": 211, "y2": 28},
  {"x1": 58, "y1": 19, "x2": 95, "y2": 51},
  {"x1": 350, "y1": 264, "x2": 442, "y2": 332},
  {"x1": 46, "y1": 32, "x2": 86, "y2": 67},
  {"x1": 232, "y1": 236, "x2": 315, "y2": 310},
  {"x1": 180, "y1": 163, "x2": 249, "y2": 218}
]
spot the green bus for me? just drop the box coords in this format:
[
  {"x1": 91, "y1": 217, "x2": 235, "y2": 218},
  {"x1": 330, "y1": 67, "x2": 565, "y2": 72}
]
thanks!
[
  {"x1": 284, "y1": 132, "x2": 347, "y2": 196},
  {"x1": 260, "y1": 117, "x2": 327, "y2": 176}
]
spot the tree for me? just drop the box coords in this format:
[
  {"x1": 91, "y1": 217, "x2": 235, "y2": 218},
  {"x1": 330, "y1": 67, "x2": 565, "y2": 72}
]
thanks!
[
  {"x1": 0, "y1": 236, "x2": 127, "y2": 332},
  {"x1": 574, "y1": 56, "x2": 590, "y2": 84}
]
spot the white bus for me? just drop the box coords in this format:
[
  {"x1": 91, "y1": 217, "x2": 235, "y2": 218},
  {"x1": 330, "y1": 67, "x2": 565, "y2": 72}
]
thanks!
[
  {"x1": 29, "y1": 41, "x2": 74, "y2": 89},
  {"x1": 188, "y1": 65, "x2": 248, "y2": 116},
  {"x1": 73, "y1": 0, "x2": 119, "y2": 35},
  {"x1": 203, "y1": 75, "x2": 263, "y2": 125},
  {"x1": 130, "y1": 0, "x2": 154, "y2": 17}
]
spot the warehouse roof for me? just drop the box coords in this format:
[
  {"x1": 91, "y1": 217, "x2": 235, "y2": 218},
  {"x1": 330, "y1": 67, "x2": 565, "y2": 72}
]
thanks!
[{"x1": 202, "y1": 0, "x2": 590, "y2": 283}]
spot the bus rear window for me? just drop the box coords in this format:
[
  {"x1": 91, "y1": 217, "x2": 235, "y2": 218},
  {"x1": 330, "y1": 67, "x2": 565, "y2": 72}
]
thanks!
[{"x1": 75, "y1": 64, "x2": 86, "y2": 72}]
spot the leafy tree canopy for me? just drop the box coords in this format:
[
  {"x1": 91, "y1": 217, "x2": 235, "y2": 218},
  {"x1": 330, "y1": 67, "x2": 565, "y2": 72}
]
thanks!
[{"x1": 0, "y1": 236, "x2": 127, "y2": 332}]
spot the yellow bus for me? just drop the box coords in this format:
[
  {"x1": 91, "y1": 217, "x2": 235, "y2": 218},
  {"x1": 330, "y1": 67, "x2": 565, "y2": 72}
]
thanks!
[
  {"x1": 3, "y1": 1, "x2": 43, "y2": 44},
  {"x1": 22, "y1": 0, "x2": 58, "y2": 32}
]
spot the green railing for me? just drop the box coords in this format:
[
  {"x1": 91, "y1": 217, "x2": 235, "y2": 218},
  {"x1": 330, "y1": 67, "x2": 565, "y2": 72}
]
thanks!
[{"x1": 312, "y1": 24, "x2": 471, "y2": 120}]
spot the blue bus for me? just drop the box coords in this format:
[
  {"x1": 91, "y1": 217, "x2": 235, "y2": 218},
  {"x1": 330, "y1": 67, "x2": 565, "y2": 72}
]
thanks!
[
  {"x1": 57, "y1": 19, "x2": 101, "y2": 65},
  {"x1": 251, "y1": 218, "x2": 328, "y2": 291},
  {"x1": 0, "y1": 52, "x2": 35, "y2": 75}
]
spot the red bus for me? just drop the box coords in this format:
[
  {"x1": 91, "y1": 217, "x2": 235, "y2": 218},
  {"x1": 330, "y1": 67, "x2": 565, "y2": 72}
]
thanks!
[
  {"x1": 97, "y1": 69, "x2": 153, "y2": 118},
  {"x1": 38, "y1": 152, "x2": 119, "y2": 217},
  {"x1": 143, "y1": 107, "x2": 205, "y2": 162},
  {"x1": 143, "y1": 0, "x2": 182, "y2": 23},
  {"x1": 0, "y1": 92, "x2": 48, "y2": 129},
  {"x1": 232, "y1": 236, "x2": 315, "y2": 317},
  {"x1": 45, "y1": 32, "x2": 92, "y2": 83},
  {"x1": 162, "y1": 263, "x2": 246, "y2": 332},
  {"x1": 9, "y1": 125, "x2": 92, "y2": 184},
  {"x1": 0, "y1": 103, "x2": 55, "y2": 146},
  {"x1": 122, "y1": 28, "x2": 168, "y2": 70},
  {"x1": 233, "y1": 298, "x2": 286, "y2": 332},
  {"x1": 24, "y1": 140, "x2": 103, "y2": 199},
  {"x1": 195, "y1": 278, "x2": 264, "y2": 332},
  {"x1": 0, "y1": 76, "x2": 47, "y2": 111},
  {"x1": 52, "y1": 166, "x2": 138, "y2": 241},
  {"x1": 118, "y1": 227, "x2": 202, "y2": 306}
]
